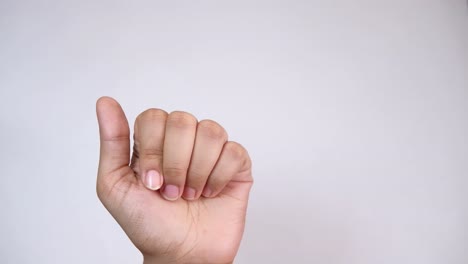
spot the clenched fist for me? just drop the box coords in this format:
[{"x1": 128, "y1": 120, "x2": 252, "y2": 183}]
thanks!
[{"x1": 96, "y1": 97, "x2": 253, "y2": 264}]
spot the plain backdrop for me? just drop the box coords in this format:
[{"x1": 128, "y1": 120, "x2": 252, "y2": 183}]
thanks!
[{"x1": 1, "y1": 1, "x2": 467, "y2": 263}]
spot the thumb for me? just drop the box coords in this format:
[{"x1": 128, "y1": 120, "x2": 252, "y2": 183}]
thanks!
[{"x1": 96, "y1": 96, "x2": 131, "y2": 183}]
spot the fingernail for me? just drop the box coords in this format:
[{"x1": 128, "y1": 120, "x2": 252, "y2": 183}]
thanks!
[
  {"x1": 163, "y1": 185, "x2": 180, "y2": 201},
  {"x1": 202, "y1": 187, "x2": 212, "y2": 198},
  {"x1": 182, "y1": 187, "x2": 196, "y2": 200},
  {"x1": 144, "y1": 170, "x2": 162, "y2": 190}
]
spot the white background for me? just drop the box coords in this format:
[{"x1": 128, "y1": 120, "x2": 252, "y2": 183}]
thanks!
[{"x1": 1, "y1": 1, "x2": 467, "y2": 263}]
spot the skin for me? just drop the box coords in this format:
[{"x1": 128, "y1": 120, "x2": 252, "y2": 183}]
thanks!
[{"x1": 95, "y1": 97, "x2": 253, "y2": 264}]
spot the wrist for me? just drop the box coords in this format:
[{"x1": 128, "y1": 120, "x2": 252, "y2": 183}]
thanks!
[
  {"x1": 143, "y1": 255, "x2": 233, "y2": 264},
  {"x1": 143, "y1": 255, "x2": 167, "y2": 264},
  {"x1": 143, "y1": 255, "x2": 172, "y2": 264}
]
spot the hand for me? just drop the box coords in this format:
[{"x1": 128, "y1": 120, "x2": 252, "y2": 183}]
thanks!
[{"x1": 95, "y1": 97, "x2": 253, "y2": 264}]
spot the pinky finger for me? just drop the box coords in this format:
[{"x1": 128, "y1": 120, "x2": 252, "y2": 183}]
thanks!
[{"x1": 202, "y1": 141, "x2": 247, "y2": 198}]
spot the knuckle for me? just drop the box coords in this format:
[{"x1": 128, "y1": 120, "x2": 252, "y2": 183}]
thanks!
[
  {"x1": 224, "y1": 141, "x2": 246, "y2": 160},
  {"x1": 243, "y1": 153, "x2": 252, "y2": 170},
  {"x1": 187, "y1": 169, "x2": 207, "y2": 183},
  {"x1": 140, "y1": 147, "x2": 163, "y2": 158},
  {"x1": 198, "y1": 119, "x2": 227, "y2": 141},
  {"x1": 206, "y1": 176, "x2": 225, "y2": 191},
  {"x1": 164, "y1": 166, "x2": 187, "y2": 178},
  {"x1": 167, "y1": 111, "x2": 197, "y2": 129},
  {"x1": 137, "y1": 108, "x2": 168, "y2": 122}
]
